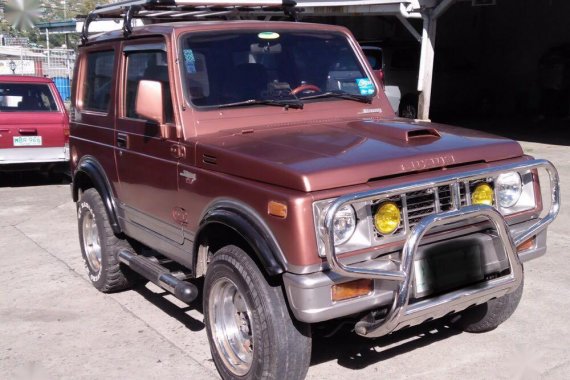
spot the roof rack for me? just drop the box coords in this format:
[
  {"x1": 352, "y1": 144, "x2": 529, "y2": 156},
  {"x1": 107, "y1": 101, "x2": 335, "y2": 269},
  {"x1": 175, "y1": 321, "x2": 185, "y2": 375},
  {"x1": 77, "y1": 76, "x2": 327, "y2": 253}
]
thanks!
[{"x1": 80, "y1": 0, "x2": 302, "y2": 44}]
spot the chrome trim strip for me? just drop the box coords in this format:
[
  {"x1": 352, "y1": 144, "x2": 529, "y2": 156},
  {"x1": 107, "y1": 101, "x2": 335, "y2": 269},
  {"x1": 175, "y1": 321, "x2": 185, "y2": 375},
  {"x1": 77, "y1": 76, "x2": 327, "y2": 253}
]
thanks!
[
  {"x1": 451, "y1": 182, "x2": 461, "y2": 210},
  {"x1": 433, "y1": 186, "x2": 441, "y2": 213},
  {"x1": 321, "y1": 159, "x2": 559, "y2": 337},
  {"x1": 513, "y1": 162, "x2": 560, "y2": 246}
]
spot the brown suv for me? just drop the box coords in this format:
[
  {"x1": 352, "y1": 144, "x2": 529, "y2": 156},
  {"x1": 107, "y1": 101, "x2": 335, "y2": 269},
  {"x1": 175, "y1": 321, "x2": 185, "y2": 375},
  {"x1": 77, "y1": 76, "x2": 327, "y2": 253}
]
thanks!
[{"x1": 70, "y1": 2, "x2": 560, "y2": 379}]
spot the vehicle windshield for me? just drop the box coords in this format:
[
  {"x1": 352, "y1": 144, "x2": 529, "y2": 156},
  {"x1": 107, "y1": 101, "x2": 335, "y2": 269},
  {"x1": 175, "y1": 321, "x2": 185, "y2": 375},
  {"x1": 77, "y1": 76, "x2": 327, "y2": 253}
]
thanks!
[{"x1": 180, "y1": 29, "x2": 375, "y2": 108}]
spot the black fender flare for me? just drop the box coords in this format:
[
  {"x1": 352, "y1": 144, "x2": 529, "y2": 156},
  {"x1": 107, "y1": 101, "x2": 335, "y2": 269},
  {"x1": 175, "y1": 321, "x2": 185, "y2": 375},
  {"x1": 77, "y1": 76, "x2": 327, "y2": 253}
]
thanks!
[
  {"x1": 72, "y1": 156, "x2": 122, "y2": 234},
  {"x1": 195, "y1": 201, "x2": 287, "y2": 276}
]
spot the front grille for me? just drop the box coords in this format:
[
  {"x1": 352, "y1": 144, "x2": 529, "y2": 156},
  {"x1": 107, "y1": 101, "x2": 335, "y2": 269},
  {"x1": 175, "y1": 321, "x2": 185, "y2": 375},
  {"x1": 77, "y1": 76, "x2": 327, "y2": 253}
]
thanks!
[
  {"x1": 372, "y1": 179, "x2": 492, "y2": 240},
  {"x1": 406, "y1": 189, "x2": 437, "y2": 228}
]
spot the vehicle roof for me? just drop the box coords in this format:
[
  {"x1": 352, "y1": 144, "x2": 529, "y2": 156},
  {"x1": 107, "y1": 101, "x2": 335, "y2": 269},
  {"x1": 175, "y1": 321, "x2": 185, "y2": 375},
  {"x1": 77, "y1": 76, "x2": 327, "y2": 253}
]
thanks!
[
  {"x1": 0, "y1": 75, "x2": 54, "y2": 84},
  {"x1": 84, "y1": 20, "x2": 351, "y2": 45}
]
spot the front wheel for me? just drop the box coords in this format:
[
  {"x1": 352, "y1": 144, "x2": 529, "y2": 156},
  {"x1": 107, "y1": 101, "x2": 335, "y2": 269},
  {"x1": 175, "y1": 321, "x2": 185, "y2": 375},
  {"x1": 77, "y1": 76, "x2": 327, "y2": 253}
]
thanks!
[
  {"x1": 204, "y1": 245, "x2": 311, "y2": 380},
  {"x1": 450, "y1": 275, "x2": 524, "y2": 333}
]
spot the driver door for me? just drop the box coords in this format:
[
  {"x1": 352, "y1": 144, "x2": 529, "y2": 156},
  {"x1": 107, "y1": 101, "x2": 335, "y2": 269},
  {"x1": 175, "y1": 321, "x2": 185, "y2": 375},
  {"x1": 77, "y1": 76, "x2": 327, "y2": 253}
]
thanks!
[{"x1": 114, "y1": 40, "x2": 183, "y2": 244}]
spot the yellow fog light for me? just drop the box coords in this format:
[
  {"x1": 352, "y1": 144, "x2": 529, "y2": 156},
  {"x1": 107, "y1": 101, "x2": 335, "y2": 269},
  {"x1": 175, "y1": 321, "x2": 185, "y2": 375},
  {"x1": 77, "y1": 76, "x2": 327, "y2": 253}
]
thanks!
[
  {"x1": 374, "y1": 201, "x2": 401, "y2": 235},
  {"x1": 472, "y1": 183, "x2": 494, "y2": 206}
]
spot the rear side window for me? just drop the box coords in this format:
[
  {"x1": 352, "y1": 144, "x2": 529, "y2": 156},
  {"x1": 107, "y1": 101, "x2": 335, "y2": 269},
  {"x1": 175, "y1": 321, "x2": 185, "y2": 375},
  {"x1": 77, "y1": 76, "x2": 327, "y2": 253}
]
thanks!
[
  {"x1": 84, "y1": 50, "x2": 114, "y2": 112},
  {"x1": 0, "y1": 83, "x2": 58, "y2": 112},
  {"x1": 124, "y1": 50, "x2": 174, "y2": 123}
]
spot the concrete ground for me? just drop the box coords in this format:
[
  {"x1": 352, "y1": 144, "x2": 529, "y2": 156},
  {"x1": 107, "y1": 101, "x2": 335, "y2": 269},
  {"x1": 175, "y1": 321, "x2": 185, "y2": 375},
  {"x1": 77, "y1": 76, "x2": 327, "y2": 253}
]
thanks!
[{"x1": 1, "y1": 140, "x2": 568, "y2": 380}]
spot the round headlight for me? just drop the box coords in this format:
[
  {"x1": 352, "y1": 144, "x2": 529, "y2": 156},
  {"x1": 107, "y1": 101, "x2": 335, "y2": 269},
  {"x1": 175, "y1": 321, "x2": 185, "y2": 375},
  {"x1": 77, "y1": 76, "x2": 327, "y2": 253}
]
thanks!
[
  {"x1": 374, "y1": 201, "x2": 401, "y2": 235},
  {"x1": 496, "y1": 172, "x2": 522, "y2": 208},
  {"x1": 333, "y1": 205, "x2": 356, "y2": 245},
  {"x1": 471, "y1": 183, "x2": 494, "y2": 206}
]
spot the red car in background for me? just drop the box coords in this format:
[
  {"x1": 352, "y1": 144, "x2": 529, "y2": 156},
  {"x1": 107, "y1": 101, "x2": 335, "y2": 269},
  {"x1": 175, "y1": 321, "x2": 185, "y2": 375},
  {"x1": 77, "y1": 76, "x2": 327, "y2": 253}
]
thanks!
[{"x1": 0, "y1": 75, "x2": 70, "y2": 176}]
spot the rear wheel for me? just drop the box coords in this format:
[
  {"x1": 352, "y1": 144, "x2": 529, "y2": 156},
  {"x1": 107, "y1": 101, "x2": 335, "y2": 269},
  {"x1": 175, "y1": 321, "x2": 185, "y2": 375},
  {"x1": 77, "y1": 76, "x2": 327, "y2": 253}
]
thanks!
[
  {"x1": 398, "y1": 94, "x2": 418, "y2": 119},
  {"x1": 399, "y1": 102, "x2": 418, "y2": 119},
  {"x1": 451, "y1": 275, "x2": 524, "y2": 333},
  {"x1": 77, "y1": 188, "x2": 136, "y2": 292},
  {"x1": 204, "y1": 245, "x2": 311, "y2": 380}
]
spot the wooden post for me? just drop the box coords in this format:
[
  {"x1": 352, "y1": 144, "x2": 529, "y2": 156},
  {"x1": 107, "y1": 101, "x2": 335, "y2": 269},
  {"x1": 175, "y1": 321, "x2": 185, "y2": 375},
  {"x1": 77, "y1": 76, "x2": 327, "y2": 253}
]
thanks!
[{"x1": 417, "y1": 12, "x2": 437, "y2": 121}]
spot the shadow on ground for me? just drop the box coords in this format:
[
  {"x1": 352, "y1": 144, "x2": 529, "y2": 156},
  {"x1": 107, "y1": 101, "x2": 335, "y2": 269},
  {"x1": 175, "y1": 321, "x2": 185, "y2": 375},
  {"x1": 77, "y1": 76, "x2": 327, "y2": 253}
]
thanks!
[
  {"x1": 311, "y1": 319, "x2": 462, "y2": 370},
  {"x1": 133, "y1": 280, "x2": 205, "y2": 332},
  {"x1": 129, "y1": 279, "x2": 465, "y2": 371},
  {"x1": 0, "y1": 171, "x2": 71, "y2": 188}
]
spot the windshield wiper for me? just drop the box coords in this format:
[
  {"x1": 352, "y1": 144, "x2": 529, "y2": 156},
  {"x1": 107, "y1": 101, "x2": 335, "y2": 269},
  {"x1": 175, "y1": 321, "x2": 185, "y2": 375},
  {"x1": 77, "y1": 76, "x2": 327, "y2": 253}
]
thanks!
[
  {"x1": 299, "y1": 91, "x2": 372, "y2": 104},
  {"x1": 217, "y1": 98, "x2": 304, "y2": 110}
]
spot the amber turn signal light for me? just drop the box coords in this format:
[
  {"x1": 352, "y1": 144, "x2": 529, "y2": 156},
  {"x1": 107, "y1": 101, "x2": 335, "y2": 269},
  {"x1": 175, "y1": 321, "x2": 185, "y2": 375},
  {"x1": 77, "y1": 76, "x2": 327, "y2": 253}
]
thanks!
[
  {"x1": 268, "y1": 201, "x2": 287, "y2": 218},
  {"x1": 331, "y1": 279, "x2": 373, "y2": 302},
  {"x1": 517, "y1": 236, "x2": 536, "y2": 252}
]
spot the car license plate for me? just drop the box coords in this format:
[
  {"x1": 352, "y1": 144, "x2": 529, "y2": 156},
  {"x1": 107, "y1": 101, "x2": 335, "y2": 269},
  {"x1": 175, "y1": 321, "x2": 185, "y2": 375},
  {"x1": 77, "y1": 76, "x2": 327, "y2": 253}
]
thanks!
[
  {"x1": 413, "y1": 243, "x2": 484, "y2": 299},
  {"x1": 13, "y1": 136, "x2": 42, "y2": 146}
]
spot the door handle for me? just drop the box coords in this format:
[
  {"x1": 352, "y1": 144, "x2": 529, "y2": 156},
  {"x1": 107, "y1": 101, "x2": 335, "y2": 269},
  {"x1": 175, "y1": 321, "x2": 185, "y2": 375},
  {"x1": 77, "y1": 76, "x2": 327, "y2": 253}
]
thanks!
[
  {"x1": 170, "y1": 144, "x2": 186, "y2": 159},
  {"x1": 117, "y1": 133, "x2": 128, "y2": 149},
  {"x1": 19, "y1": 128, "x2": 37, "y2": 135}
]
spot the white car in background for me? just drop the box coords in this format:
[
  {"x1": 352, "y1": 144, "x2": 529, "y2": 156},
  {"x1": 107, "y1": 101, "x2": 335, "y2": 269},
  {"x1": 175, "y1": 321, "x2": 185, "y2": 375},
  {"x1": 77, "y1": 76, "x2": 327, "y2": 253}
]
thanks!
[{"x1": 361, "y1": 45, "x2": 419, "y2": 118}]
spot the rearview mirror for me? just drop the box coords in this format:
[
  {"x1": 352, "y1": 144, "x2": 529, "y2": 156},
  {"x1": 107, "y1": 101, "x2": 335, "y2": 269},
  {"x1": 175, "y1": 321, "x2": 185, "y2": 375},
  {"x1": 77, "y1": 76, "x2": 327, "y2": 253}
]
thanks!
[{"x1": 135, "y1": 80, "x2": 170, "y2": 138}]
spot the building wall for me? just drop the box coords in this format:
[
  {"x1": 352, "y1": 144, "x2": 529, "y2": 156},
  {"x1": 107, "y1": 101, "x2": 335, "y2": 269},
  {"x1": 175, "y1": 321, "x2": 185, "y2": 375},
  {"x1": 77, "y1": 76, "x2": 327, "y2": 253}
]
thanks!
[{"x1": 437, "y1": 0, "x2": 570, "y2": 117}]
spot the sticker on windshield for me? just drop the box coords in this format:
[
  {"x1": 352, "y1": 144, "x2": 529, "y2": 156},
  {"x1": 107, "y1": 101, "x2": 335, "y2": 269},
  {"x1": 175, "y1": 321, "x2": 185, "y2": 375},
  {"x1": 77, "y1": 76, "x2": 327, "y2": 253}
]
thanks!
[
  {"x1": 356, "y1": 78, "x2": 375, "y2": 96},
  {"x1": 183, "y1": 49, "x2": 196, "y2": 73},
  {"x1": 258, "y1": 32, "x2": 280, "y2": 40}
]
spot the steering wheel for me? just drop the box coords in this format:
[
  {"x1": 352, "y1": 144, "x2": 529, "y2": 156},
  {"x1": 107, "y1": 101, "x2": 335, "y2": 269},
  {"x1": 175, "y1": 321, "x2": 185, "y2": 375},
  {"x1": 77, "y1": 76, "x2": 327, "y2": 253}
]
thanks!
[{"x1": 291, "y1": 83, "x2": 322, "y2": 96}]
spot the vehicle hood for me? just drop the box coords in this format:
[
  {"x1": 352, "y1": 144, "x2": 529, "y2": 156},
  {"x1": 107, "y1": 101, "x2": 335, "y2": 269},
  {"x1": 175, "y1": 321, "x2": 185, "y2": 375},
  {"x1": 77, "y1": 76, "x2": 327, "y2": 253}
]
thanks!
[{"x1": 195, "y1": 119, "x2": 524, "y2": 192}]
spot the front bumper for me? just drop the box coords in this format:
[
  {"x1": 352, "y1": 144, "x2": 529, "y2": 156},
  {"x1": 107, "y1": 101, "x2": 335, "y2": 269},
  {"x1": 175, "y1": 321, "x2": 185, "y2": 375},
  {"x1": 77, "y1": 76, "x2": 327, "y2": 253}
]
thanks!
[{"x1": 283, "y1": 159, "x2": 559, "y2": 337}]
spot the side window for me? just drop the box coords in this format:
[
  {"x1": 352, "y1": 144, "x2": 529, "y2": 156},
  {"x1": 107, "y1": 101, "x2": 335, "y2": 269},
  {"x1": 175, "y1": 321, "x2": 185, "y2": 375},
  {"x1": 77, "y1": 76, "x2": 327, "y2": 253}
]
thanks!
[
  {"x1": 84, "y1": 50, "x2": 114, "y2": 112},
  {"x1": 124, "y1": 50, "x2": 174, "y2": 123}
]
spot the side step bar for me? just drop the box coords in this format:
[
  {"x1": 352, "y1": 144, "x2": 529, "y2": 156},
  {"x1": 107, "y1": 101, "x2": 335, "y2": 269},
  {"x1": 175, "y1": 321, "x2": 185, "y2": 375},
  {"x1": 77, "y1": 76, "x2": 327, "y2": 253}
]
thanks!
[{"x1": 118, "y1": 250, "x2": 198, "y2": 304}]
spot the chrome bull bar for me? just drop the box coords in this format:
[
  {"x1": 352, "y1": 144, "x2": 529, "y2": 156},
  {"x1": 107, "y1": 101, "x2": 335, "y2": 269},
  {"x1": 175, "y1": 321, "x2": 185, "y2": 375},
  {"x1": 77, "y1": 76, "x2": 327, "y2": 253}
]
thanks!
[{"x1": 322, "y1": 159, "x2": 560, "y2": 337}]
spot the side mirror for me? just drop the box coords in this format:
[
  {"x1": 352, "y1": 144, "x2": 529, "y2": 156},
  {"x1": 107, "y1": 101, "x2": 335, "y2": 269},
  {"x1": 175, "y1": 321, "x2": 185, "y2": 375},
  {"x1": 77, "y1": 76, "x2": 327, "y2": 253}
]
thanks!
[
  {"x1": 374, "y1": 69, "x2": 385, "y2": 88},
  {"x1": 135, "y1": 80, "x2": 170, "y2": 138}
]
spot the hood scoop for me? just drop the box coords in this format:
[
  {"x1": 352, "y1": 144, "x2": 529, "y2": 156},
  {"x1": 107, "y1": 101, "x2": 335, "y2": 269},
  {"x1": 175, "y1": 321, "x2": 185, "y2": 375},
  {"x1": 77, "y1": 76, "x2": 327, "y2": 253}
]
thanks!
[
  {"x1": 406, "y1": 128, "x2": 440, "y2": 140},
  {"x1": 350, "y1": 120, "x2": 441, "y2": 142}
]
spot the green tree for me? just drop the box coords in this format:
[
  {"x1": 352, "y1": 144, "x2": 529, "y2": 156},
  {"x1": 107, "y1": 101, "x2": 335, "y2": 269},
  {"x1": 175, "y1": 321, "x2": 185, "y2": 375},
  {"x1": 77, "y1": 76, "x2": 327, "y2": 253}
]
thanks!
[{"x1": 1, "y1": 0, "x2": 112, "y2": 48}]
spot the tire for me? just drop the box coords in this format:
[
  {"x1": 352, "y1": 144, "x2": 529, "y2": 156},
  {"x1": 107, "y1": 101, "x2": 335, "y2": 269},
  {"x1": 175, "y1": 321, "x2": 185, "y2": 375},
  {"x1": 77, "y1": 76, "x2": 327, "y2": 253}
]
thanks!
[
  {"x1": 450, "y1": 276, "x2": 524, "y2": 333},
  {"x1": 399, "y1": 100, "x2": 418, "y2": 119},
  {"x1": 203, "y1": 245, "x2": 311, "y2": 380},
  {"x1": 77, "y1": 188, "x2": 135, "y2": 292}
]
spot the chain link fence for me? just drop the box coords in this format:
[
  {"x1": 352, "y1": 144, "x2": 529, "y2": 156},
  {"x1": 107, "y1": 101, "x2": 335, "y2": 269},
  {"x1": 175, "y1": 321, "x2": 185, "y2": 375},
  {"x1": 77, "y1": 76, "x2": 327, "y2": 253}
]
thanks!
[{"x1": 0, "y1": 46, "x2": 75, "y2": 102}]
